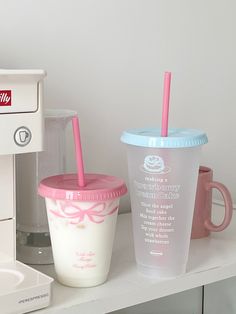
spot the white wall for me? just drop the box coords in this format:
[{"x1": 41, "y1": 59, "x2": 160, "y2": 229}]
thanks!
[{"x1": 1, "y1": 0, "x2": 236, "y2": 212}]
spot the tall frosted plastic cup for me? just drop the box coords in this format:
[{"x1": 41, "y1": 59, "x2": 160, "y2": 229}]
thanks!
[
  {"x1": 121, "y1": 128, "x2": 208, "y2": 277},
  {"x1": 38, "y1": 173, "x2": 127, "y2": 287}
]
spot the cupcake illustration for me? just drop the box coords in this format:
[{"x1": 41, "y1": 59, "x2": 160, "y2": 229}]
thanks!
[{"x1": 141, "y1": 155, "x2": 170, "y2": 174}]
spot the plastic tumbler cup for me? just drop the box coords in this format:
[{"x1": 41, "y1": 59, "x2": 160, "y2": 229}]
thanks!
[
  {"x1": 38, "y1": 173, "x2": 127, "y2": 287},
  {"x1": 121, "y1": 128, "x2": 208, "y2": 277}
]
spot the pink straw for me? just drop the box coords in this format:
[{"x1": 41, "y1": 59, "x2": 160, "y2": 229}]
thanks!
[
  {"x1": 161, "y1": 71, "x2": 172, "y2": 137},
  {"x1": 72, "y1": 116, "x2": 85, "y2": 187}
]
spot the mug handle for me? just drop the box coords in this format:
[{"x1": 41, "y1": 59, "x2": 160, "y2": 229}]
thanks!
[{"x1": 204, "y1": 181, "x2": 233, "y2": 232}]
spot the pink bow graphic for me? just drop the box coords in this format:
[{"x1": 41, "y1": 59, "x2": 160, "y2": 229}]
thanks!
[{"x1": 49, "y1": 201, "x2": 118, "y2": 224}]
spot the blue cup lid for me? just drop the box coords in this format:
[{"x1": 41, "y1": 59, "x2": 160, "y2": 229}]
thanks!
[{"x1": 121, "y1": 128, "x2": 208, "y2": 148}]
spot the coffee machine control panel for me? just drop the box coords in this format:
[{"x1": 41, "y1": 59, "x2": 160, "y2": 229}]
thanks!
[{"x1": 0, "y1": 70, "x2": 46, "y2": 155}]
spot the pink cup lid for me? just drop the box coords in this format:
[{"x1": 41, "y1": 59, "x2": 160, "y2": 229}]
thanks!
[{"x1": 38, "y1": 173, "x2": 127, "y2": 202}]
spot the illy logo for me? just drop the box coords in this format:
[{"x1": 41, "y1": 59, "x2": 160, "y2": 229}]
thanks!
[{"x1": 0, "y1": 90, "x2": 11, "y2": 106}]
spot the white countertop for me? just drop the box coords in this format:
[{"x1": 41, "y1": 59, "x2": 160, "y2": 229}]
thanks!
[{"x1": 33, "y1": 204, "x2": 236, "y2": 314}]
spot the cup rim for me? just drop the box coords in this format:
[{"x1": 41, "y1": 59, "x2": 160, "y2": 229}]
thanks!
[
  {"x1": 199, "y1": 166, "x2": 212, "y2": 176},
  {"x1": 38, "y1": 173, "x2": 127, "y2": 201}
]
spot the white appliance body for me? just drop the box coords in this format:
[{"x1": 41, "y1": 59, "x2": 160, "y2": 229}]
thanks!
[{"x1": 0, "y1": 70, "x2": 53, "y2": 314}]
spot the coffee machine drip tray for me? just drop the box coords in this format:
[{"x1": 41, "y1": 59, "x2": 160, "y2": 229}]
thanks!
[{"x1": 0, "y1": 260, "x2": 53, "y2": 314}]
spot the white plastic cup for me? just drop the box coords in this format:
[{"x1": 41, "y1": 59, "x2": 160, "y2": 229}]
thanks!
[
  {"x1": 38, "y1": 173, "x2": 127, "y2": 287},
  {"x1": 121, "y1": 128, "x2": 208, "y2": 277}
]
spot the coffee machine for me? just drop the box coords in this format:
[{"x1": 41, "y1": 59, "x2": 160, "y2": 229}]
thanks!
[
  {"x1": 0, "y1": 70, "x2": 53, "y2": 314},
  {"x1": 16, "y1": 109, "x2": 76, "y2": 265}
]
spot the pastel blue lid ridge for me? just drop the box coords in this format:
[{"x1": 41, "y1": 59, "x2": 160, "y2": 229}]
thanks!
[{"x1": 121, "y1": 128, "x2": 208, "y2": 148}]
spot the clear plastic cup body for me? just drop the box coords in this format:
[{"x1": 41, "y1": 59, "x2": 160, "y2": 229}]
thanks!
[
  {"x1": 44, "y1": 197, "x2": 120, "y2": 287},
  {"x1": 126, "y1": 144, "x2": 202, "y2": 277}
]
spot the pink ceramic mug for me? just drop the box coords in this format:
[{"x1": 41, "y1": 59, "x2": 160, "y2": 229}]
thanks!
[{"x1": 191, "y1": 166, "x2": 233, "y2": 239}]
